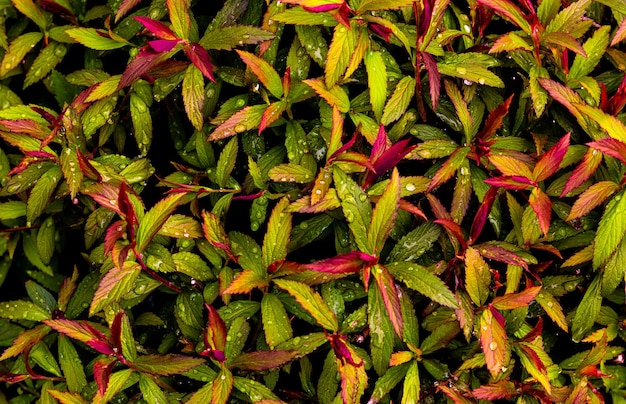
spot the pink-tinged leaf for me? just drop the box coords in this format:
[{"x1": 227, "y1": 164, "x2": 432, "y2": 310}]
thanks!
[
  {"x1": 606, "y1": 74, "x2": 626, "y2": 116},
  {"x1": 75, "y1": 149, "x2": 101, "y2": 181},
  {"x1": 561, "y1": 147, "x2": 603, "y2": 197},
  {"x1": 480, "y1": 308, "x2": 509, "y2": 377},
  {"x1": 222, "y1": 270, "x2": 269, "y2": 294},
  {"x1": 492, "y1": 286, "x2": 542, "y2": 310},
  {"x1": 365, "y1": 137, "x2": 415, "y2": 187},
  {"x1": 304, "y1": 251, "x2": 377, "y2": 274},
  {"x1": 398, "y1": 199, "x2": 428, "y2": 220},
  {"x1": 0, "y1": 119, "x2": 49, "y2": 139},
  {"x1": 227, "y1": 350, "x2": 298, "y2": 371},
  {"x1": 167, "y1": 0, "x2": 192, "y2": 39},
  {"x1": 131, "y1": 354, "x2": 204, "y2": 375},
  {"x1": 473, "y1": 380, "x2": 517, "y2": 400},
  {"x1": 611, "y1": 17, "x2": 626, "y2": 46},
  {"x1": 337, "y1": 352, "x2": 368, "y2": 404},
  {"x1": 427, "y1": 147, "x2": 470, "y2": 192},
  {"x1": 566, "y1": 181, "x2": 619, "y2": 221},
  {"x1": 258, "y1": 100, "x2": 286, "y2": 134},
  {"x1": 332, "y1": 152, "x2": 376, "y2": 172},
  {"x1": 328, "y1": 334, "x2": 362, "y2": 366},
  {"x1": 104, "y1": 220, "x2": 126, "y2": 256},
  {"x1": 438, "y1": 383, "x2": 474, "y2": 404},
  {"x1": 476, "y1": 0, "x2": 531, "y2": 34},
  {"x1": 134, "y1": 16, "x2": 178, "y2": 40},
  {"x1": 422, "y1": 52, "x2": 441, "y2": 109},
  {"x1": 533, "y1": 133, "x2": 570, "y2": 182},
  {"x1": 469, "y1": 186, "x2": 497, "y2": 244},
  {"x1": 274, "y1": 279, "x2": 338, "y2": 331},
  {"x1": 489, "y1": 154, "x2": 534, "y2": 179},
  {"x1": 148, "y1": 39, "x2": 179, "y2": 52},
  {"x1": 237, "y1": 50, "x2": 283, "y2": 99},
  {"x1": 115, "y1": 0, "x2": 142, "y2": 22},
  {"x1": 184, "y1": 43, "x2": 215, "y2": 81},
  {"x1": 427, "y1": 194, "x2": 451, "y2": 220},
  {"x1": 205, "y1": 304, "x2": 227, "y2": 354},
  {"x1": 483, "y1": 175, "x2": 534, "y2": 190},
  {"x1": 0, "y1": 373, "x2": 29, "y2": 383},
  {"x1": 489, "y1": 31, "x2": 533, "y2": 53},
  {"x1": 94, "y1": 357, "x2": 117, "y2": 396},
  {"x1": 515, "y1": 342, "x2": 551, "y2": 393},
  {"x1": 476, "y1": 243, "x2": 528, "y2": 269},
  {"x1": 477, "y1": 95, "x2": 513, "y2": 142},
  {"x1": 0, "y1": 325, "x2": 50, "y2": 361},
  {"x1": 90, "y1": 262, "x2": 141, "y2": 316},
  {"x1": 47, "y1": 390, "x2": 90, "y2": 404},
  {"x1": 368, "y1": 168, "x2": 401, "y2": 254},
  {"x1": 529, "y1": 187, "x2": 551, "y2": 235},
  {"x1": 588, "y1": 137, "x2": 626, "y2": 165},
  {"x1": 119, "y1": 50, "x2": 171, "y2": 89},
  {"x1": 43, "y1": 319, "x2": 112, "y2": 352},
  {"x1": 434, "y1": 219, "x2": 468, "y2": 252},
  {"x1": 302, "y1": 3, "x2": 342, "y2": 12},
  {"x1": 372, "y1": 264, "x2": 403, "y2": 337},
  {"x1": 208, "y1": 104, "x2": 267, "y2": 141},
  {"x1": 136, "y1": 193, "x2": 187, "y2": 253}
]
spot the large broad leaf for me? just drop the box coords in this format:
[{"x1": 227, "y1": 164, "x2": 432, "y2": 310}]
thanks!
[
  {"x1": 135, "y1": 193, "x2": 187, "y2": 253},
  {"x1": 368, "y1": 168, "x2": 400, "y2": 254},
  {"x1": 593, "y1": 189, "x2": 626, "y2": 269},
  {"x1": 480, "y1": 308, "x2": 509, "y2": 377},
  {"x1": 387, "y1": 262, "x2": 458, "y2": 308},
  {"x1": 274, "y1": 279, "x2": 338, "y2": 332}
]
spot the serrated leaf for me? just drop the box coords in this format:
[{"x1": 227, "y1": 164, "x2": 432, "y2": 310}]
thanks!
[
  {"x1": 130, "y1": 92, "x2": 153, "y2": 155},
  {"x1": 167, "y1": 0, "x2": 192, "y2": 39},
  {"x1": 568, "y1": 26, "x2": 610, "y2": 80},
  {"x1": 90, "y1": 262, "x2": 141, "y2": 315},
  {"x1": 492, "y1": 286, "x2": 541, "y2": 310},
  {"x1": 27, "y1": 165, "x2": 62, "y2": 223},
  {"x1": 274, "y1": 279, "x2": 338, "y2": 331},
  {"x1": 334, "y1": 168, "x2": 372, "y2": 254},
  {"x1": 325, "y1": 23, "x2": 355, "y2": 87},
  {"x1": 136, "y1": 193, "x2": 187, "y2": 253},
  {"x1": 66, "y1": 28, "x2": 127, "y2": 50},
  {"x1": 237, "y1": 50, "x2": 283, "y2": 99},
  {"x1": 227, "y1": 349, "x2": 298, "y2": 371},
  {"x1": 388, "y1": 262, "x2": 458, "y2": 308},
  {"x1": 303, "y1": 78, "x2": 350, "y2": 112},
  {"x1": 200, "y1": 26, "x2": 275, "y2": 49},
  {"x1": 536, "y1": 292, "x2": 567, "y2": 331},
  {"x1": 131, "y1": 354, "x2": 204, "y2": 375},
  {"x1": 0, "y1": 324, "x2": 50, "y2": 361},
  {"x1": 480, "y1": 308, "x2": 509, "y2": 376},
  {"x1": 529, "y1": 187, "x2": 551, "y2": 235},
  {"x1": 182, "y1": 64, "x2": 205, "y2": 131},
  {"x1": 465, "y1": 247, "x2": 491, "y2": 306},
  {"x1": 337, "y1": 351, "x2": 368, "y2": 404},
  {"x1": 372, "y1": 264, "x2": 403, "y2": 337},
  {"x1": 262, "y1": 293, "x2": 292, "y2": 349},
  {"x1": 0, "y1": 32, "x2": 43, "y2": 78},
  {"x1": 567, "y1": 181, "x2": 619, "y2": 221},
  {"x1": 368, "y1": 169, "x2": 400, "y2": 254},
  {"x1": 472, "y1": 380, "x2": 517, "y2": 400},
  {"x1": 12, "y1": 0, "x2": 48, "y2": 29},
  {"x1": 94, "y1": 368, "x2": 133, "y2": 403},
  {"x1": 369, "y1": 362, "x2": 410, "y2": 403},
  {"x1": 173, "y1": 251, "x2": 212, "y2": 281},
  {"x1": 533, "y1": 133, "x2": 570, "y2": 182},
  {"x1": 0, "y1": 201, "x2": 26, "y2": 220},
  {"x1": 24, "y1": 42, "x2": 66, "y2": 88},
  {"x1": 0, "y1": 299, "x2": 51, "y2": 321},
  {"x1": 216, "y1": 137, "x2": 238, "y2": 188},
  {"x1": 387, "y1": 222, "x2": 440, "y2": 263},
  {"x1": 262, "y1": 197, "x2": 291, "y2": 268},
  {"x1": 476, "y1": 0, "x2": 531, "y2": 33},
  {"x1": 593, "y1": 189, "x2": 626, "y2": 269},
  {"x1": 36, "y1": 217, "x2": 55, "y2": 265},
  {"x1": 515, "y1": 342, "x2": 551, "y2": 393},
  {"x1": 209, "y1": 104, "x2": 267, "y2": 141},
  {"x1": 159, "y1": 214, "x2": 202, "y2": 238},
  {"x1": 58, "y1": 335, "x2": 88, "y2": 393},
  {"x1": 268, "y1": 163, "x2": 314, "y2": 183},
  {"x1": 427, "y1": 146, "x2": 469, "y2": 191},
  {"x1": 437, "y1": 59, "x2": 504, "y2": 88},
  {"x1": 381, "y1": 76, "x2": 415, "y2": 126},
  {"x1": 357, "y1": 0, "x2": 415, "y2": 12},
  {"x1": 571, "y1": 275, "x2": 602, "y2": 342},
  {"x1": 138, "y1": 373, "x2": 168, "y2": 404}
]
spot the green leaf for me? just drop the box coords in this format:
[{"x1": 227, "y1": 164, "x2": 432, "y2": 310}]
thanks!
[
  {"x1": 90, "y1": 262, "x2": 141, "y2": 315},
  {"x1": 0, "y1": 300, "x2": 51, "y2": 321},
  {"x1": 95, "y1": 369, "x2": 134, "y2": 403},
  {"x1": 138, "y1": 373, "x2": 168, "y2": 404},
  {"x1": 27, "y1": 166, "x2": 62, "y2": 223},
  {"x1": 216, "y1": 137, "x2": 238, "y2": 188},
  {"x1": 334, "y1": 168, "x2": 372, "y2": 254},
  {"x1": 47, "y1": 390, "x2": 89, "y2": 404},
  {"x1": 388, "y1": 262, "x2": 458, "y2": 308},
  {"x1": 130, "y1": 92, "x2": 153, "y2": 155},
  {"x1": 403, "y1": 360, "x2": 420, "y2": 403},
  {"x1": 437, "y1": 54, "x2": 504, "y2": 88},
  {"x1": 368, "y1": 282, "x2": 395, "y2": 375},
  {"x1": 536, "y1": 291, "x2": 567, "y2": 332},
  {"x1": 209, "y1": 104, "x2": 267, "y2": 141},
  {"x1": 182, "y1": 64, "x2": 205, "y2": 131},
  {"x1": 369, "y1": 362, "x2": 410, "y2": 403},
  {"x1": 325, "y1": 23, "x2": 355, "y2": 87},
  {"x1": 364, "y1": 50, "x2": 386, "y2": 122},
  {"x1": 274, "y1": 279, "x2": 338, "y2": 332},
  {"x1": 210, "y1": 368, "x2": 233, "y2": 404},
  {"x1": 571, "y1": 274, "x2": 602, "y2": 342},
  {"x1": 167, "y1": 0, "x2": 192, "y2": 40},
  {"x1": 381, "y1": 76, "x2": 415, "y2": 126},
  {"x1": 593, "y1": 189, "x2": 626, "y2": 269},
  {"x1": 136, "y1": 193, "x2": 187, "y2": 254},
  {"x1": 0, "y1": 324, "x2": 50, "y2": 361},
  {"x1": 295, "y1": 25, "x2": 329, "y2": 66},
  {"x1": 262, "y1": 293, "x2": 293, "y2": 349},
  {"x1": 65, "y1": 28, "x2": 127, "y2": 50},
  {"x1": 237, "y1": 50, "x2": 283, "y2": 99},
  {"x1": 262, "y1": 197, "x2": 292, "y2": 268},
  {"x1": 233, "y1": 376, "x2": 281, "y2": 401},
  {"x1": 229, "y1": 232, "x2": 263, "y2": 274},
  {"x1": 158, "y1": 214, "x2": 203, "y2": 239},
  {"x1": 172, "y1": 251, "x2": 213, "y2": 281},
  {"x1": 268, "y1": 163, "x2": 314, "y2": 184},
  {"x1": 12, "y1": 0, "x2": 48, "y2": 29},
  {"x1": 303, "y1": 78, "x2": 350, "y2": 112},
  {"x1": 0, "y1": 32, "x2": 43, "y2": 78},
  {"x1": 465, "y1": 247, "x2": 491, "y2": 306},
  {"x1": 200, "y1": 26, "x2": 274, "y2": 50},
  {"x1": 131, "y1": 354, "x2": 204, "y2": 375},
  {"x1": 368, "y1": 168, "x2": 400, "y2": 255},
  {"x1": 0, "y1": 201, "x2": 26, "y2": 220},
  {"x1": 24, "y1": 42, "x2": 66, "y2": 88},
  {"x1": 568, "y1": 26, "x2": 610, "y2": 80},
  {"x1": 274, "y1": 7, "x2": 337, "y2": 26},
  {"x1": 58, "y1": 336, "x2": 88, "y2": 393},
  {"x1": 25, "y1": 280, "x2": 56, "y2": 313}
]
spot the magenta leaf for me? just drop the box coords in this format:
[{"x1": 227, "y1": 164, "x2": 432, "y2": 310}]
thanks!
[
  {"x1": 183, "y1": 43, "x2": 215, "y2": 82},
  {"x1": 533, "y1": 133, "x2": 570, "y2": 182},
  {"x1": 304, "y1": 251, "x2": 377, "y2": 274},
  {"x1": 94, "y1": 357, "x2": 117, "y2": 396},
  {"x1": 134, "y1": 16, "x2": 178, "y2": 40},
  {"x1": 148, "y1": 39, "x2": 180, "y2": 52},
  {"x1": 468, "y1": 186, "x2": 498, "y2": 244},
  {"x1": 588, "y1": 137, "x2": 626, "y2": 165}
]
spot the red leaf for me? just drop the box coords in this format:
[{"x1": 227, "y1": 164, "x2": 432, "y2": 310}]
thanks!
[
  {"x1": 533, "y1": 133, "x2": 570, "y2": 182},
  {"x1": 469, "y1": 186, "x2": 498, "y2": 244},
  {"x1": 398, "y1": 199, "x2": 428, "y2": 220},
  {"x1": 0, "y1": 119, "x2": 49, "y2": 139},
  {"x1": 304, "y1": 251, "x2": 377, "y2": 274},
  {"x1": 434, "y1": 219, "x2": 468, "y2": 252},
  {"x1": 115, "y1": 0, "x2": 142, "y2": 22},
  {"x1": 492, "y1": 286, "x2": 541, "y2": 310},
  {"x1": 94, "y1": 357, "x2": 117, "y2": 396},
  {"x1": 204, "y1": 304, "x2": 227, "y2": 356},
  {"x1": 588, "y1": 137, "x2": 626, "y2": 165},
  {"x1": 258, "y1": 101, "x2": 286, "y2": 134},
  {"x1": 301, "y1": 3, "x2": 343, "y2": 13},
  {"x1": 476, "y1": 243, "x2": 528, "y2": 269},
  {"x1": 328, "y1": 333, "x2": 362, "y2": 366},
  {"x1": 134, "y1": 16, "x2": 178, "y2": 40},
  {"x1": 44, "y1": 319, "x2": 113, "y2": 354},
  {"x1": 227, "y1": 350, "x2": 298, "y2": 371},
  {"x1": 529, "y1": 188, "x2": 551, "y2": 235},
  {"x1": 372, "y1": 264, "x2": 403, "y2": 337},
  {"x1": 183, "y1": 43, "x2": 215, "y2": 81},
  {"x1": 119, "y1": 49, "x2": 170, "y2": 89},
  {"x1": 561, "y1": 147, "x2": 603, "y2": 197},
  {"x1": 0, "y1": 373, "x2": 30, "y2": 383},
  {"x1": 606, "y1": 73, "x2": 626, "y2": 115},
  {"x1": 473, "y1": 380, "x2": 517, "y2": 400},
  {"x1": 104, "y1": 220, "x2": 126, "y2": 256},
  {"x1": 368, "y1": 23, "x2": 392, "y2": 42},
  {"x1": 364, "y1": 126, "x2": 415, "y2": 187},
  {"x1": 422, "y1": 52, "x2": 441, "y2": 110},
  {"x1": 484, "y1": 175, "x2": 533, "y2": 190},
  {"x1": 566, "y1": 181, "x2": 619, "y2": 221},
  {"x1": 76, "y1": 149, "x2": 101, "y2": 181},
  {"x1": 477, "y1": 95, "x2": 514, "y2": 142},
  {"x1": 148, "y1": 39, "x2": 179, "y2": 52}
]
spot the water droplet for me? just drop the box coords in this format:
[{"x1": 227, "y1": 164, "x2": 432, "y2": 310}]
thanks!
[
  {"x1": 457, "y1": 67, "x2": 467, "y2": 75},
  {"x1": 405, "y1": 183, "x2": 416, "y2": 192},
  {"x1": 234, "y1": 124, "x2": 246, "y2": 133},
  {"x1": 489, "y1": 342, "x2": 498, "y2": 350}
]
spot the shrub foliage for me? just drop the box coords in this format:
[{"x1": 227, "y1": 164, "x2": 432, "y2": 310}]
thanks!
[{"x1": 1, "y1": 0, "x2": 626, "y2": 402}]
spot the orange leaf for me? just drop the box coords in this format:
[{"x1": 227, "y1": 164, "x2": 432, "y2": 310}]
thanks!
[
  {"x1": 480, "y1": 308, "x2": 509, "y2": 377},
  {"x1": 492, "y1": 286, "x2": 542, "y2": 310}
]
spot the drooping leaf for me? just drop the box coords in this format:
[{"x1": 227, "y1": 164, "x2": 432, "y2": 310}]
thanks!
[
  {"x1": 472, "y1": 380, "x2": 517, "y2": 400},
  {"x1": 0, "y1": 300, "x2": 51, "y2": 322}
]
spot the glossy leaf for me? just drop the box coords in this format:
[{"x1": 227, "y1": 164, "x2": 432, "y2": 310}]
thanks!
[
  {"x1": 388, "y1": 262, "x2": 458, "y2": 308},
  {"x1": 465, "y1": 247, "x2": 491, "y2": 306},
  {"x1": 368, "y1": 168, "x2": 400, "y2": 254},
  {"x1": 334, "y1": 168, "x2": 373, "y2": 254},
  {"x1": 593, "y1": 188, "x2": 626, "y2": 269},
  {"x1": 136, "y1": 193, "x2": 187, "y2": 253},
  {"x1": 381, "y1": 76, "x2": 415, "y2": 125},
  {"x1": 262, "y1": 293, "x2": 292, "y2": 349},
  {"x1": 237, "y1": 50, "x2": 283, "y2": 99},
  {"x1": 274, "y1": 279, "x2": 338, "y2": 332},
  {"x1": 480, "y1": 308, "x2": 509, "y2": 377}
]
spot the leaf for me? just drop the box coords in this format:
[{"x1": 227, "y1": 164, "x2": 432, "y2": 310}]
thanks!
[
  {"x1": 372, "y1": 264, "x2": 403, "y2": 337},
  {"x1": 334, "y1": 168, "x2": 373, "y2": 254},
  {"x1": 567, "y1": 181, "x2": 619, "y2": 221},
  {"x1": 47, "y1": 390, "x2": 89, "y2": 404},
  {"x1": 182, "y1": 64, "x2": 205, "y2": 131},
  {"x1": 0, "y1": 300, "x2": 51, "y2": 322},
  {"x1": 465, "y1": 247, "x2": 491, "y2": 306},
  {"x1": 209, "y1": 368, "x2": 233, "y2": 404},
  {"x1": 0, "y1": 201, "x2": 26, "y2": 220},
  {"x1": 492, "y1": 286, "x2": 541, "y2": 310},
  {"x1": 261, "y1": 293, "x2": 292, "y2": 349},
  {"x1": 167, "y1": 0, "x2": 192, "y2": 39},
  {"x1": 90, "y1": 262, "x2": 141, "y2": 316},
  {"x1": 274, "y1": 279, "x2": 338, "y2": 331},
  {"x1": 387, "y1": 262, "x2": 458, "y2": 308},
  {"x1": 26, "y1": 165, "x2": 62, "y2": 223},
  {"x1": 381, "y1": 76, "x2": 415, "y2": 126},
  {"x1": 476, "y1": 0, "x2": 531, "y2": 34},
  {"x1": 588, "y1": 137, "x2": 626, "y2": 165},
  {"x1": 66, "y1": 28, "x2": 127, "y2": 50},
  {"x1": 227, "y1": 350, "x2": 298, "y2": 371},
  {"x1": 480, "y1": 308, "x2": 509, "y2": 377},
  {"x1": 612, "y1": 17, "x2": 626, "y2": 46},
  {"x1": 489, "y1": 154, "x2": 534, "y2": 179},
  {"x1": 364, "y1": 50, "x2": 386, "y2": 122},
  {"x1": 571, "y1": 275, "x2": 602, "y2": 342},
  {"x1": 58, "y1": 336, "x2": 88, "y2": 393},
  {"x1": 368, "y1": 168, "x2": 400, "y2": 254},
  {"x1": 533, "y1": 133, "x2": 570, "y2": 182},
  {"x1": 387, "y1": 222, "x2": 440, "y2": 263},
  {"x1": 223, "y1": 270, "x2": 268, "y2": 294},
  {"x1": 444, "y1": 80, "x2": 473, "y2": 141},
  {"x1": 529, "y1": 187, "x2": 552, "y2": 235},
  {"x1": 325, "y1": 22, "x2": 355, "y2": 87},
  {"x1": 24, "y1": 41, "x2": 66, "y2": 88},
  {"x1": 437, "y1": 59, "x2": 504, "y2": 88},
  {"x1": 12, "y1": 0, "x2": 48, "y2": 29},
  {"x1": 472, "y1": 380, "x2": 517, "y2": 400},
  {"x1": 94, "y1": 368, "x2": 133, "y2": 403},
  {"x1": 536, "y1": 291, "x2": 568, "y2": 331},
  {"x1": 0, "y1": 324, "x2": 50, "y2": 361},
  {"x1": 0, "y1": 32, "x2": 43, "y2": 78},
  {"x1": 428, "y1": 147, "x2": 470, "y2": 191},
  {"x1": 200, "y1": 26, "x2": 275, "y2": 49},
  {"x1": 357, "y1": 0, "x2": 415, "y2": 12},
  {"x1": 237, "y1": 50, "x2": 283, "y2": 99},
  {"x1": 261, "y1": 197, "x2": 292, "y2": 268},
  {"x1": 593, "y1": 188, "x2": 626, "y2": 269},
  {"x1": 337, "y1": 352, "x2": 368, "y2": 404},
  {"x1": 131, "y1": 354, "x2": 204, "y2": 375},
  {"x1": 215, "y1": 137, "x2": 238, "y2": 188},
  {"x1": 568, "y1": 26, "x2": 610, "y2": 80},
  {"x1": 305, "y1": 251, "x2": 377, "y2": 274},
  {"x1": 561, "y1": 147, "x2": 603, "y2": 197},
  {"x1": 136, "y1": 193, "x2": 187, "y2": 253},
  {"x1": 138, "y1": 373, "x2": 168, "y2": 404},
  {"x1": 515, "y1": 342, "x2": 552, "y2": 394},
  {"x1": 44, "y1": 319, "x2": 112, "y2": 354},
  {"x1": 268, "y1": 163, "x2": 314, "y2": 183},
  {"x1": 209, "y1": 104, "x2": 267, "y2": 141},
  {"x1": 303, "y1": 78, "x2": 350, "y2": 112}
]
